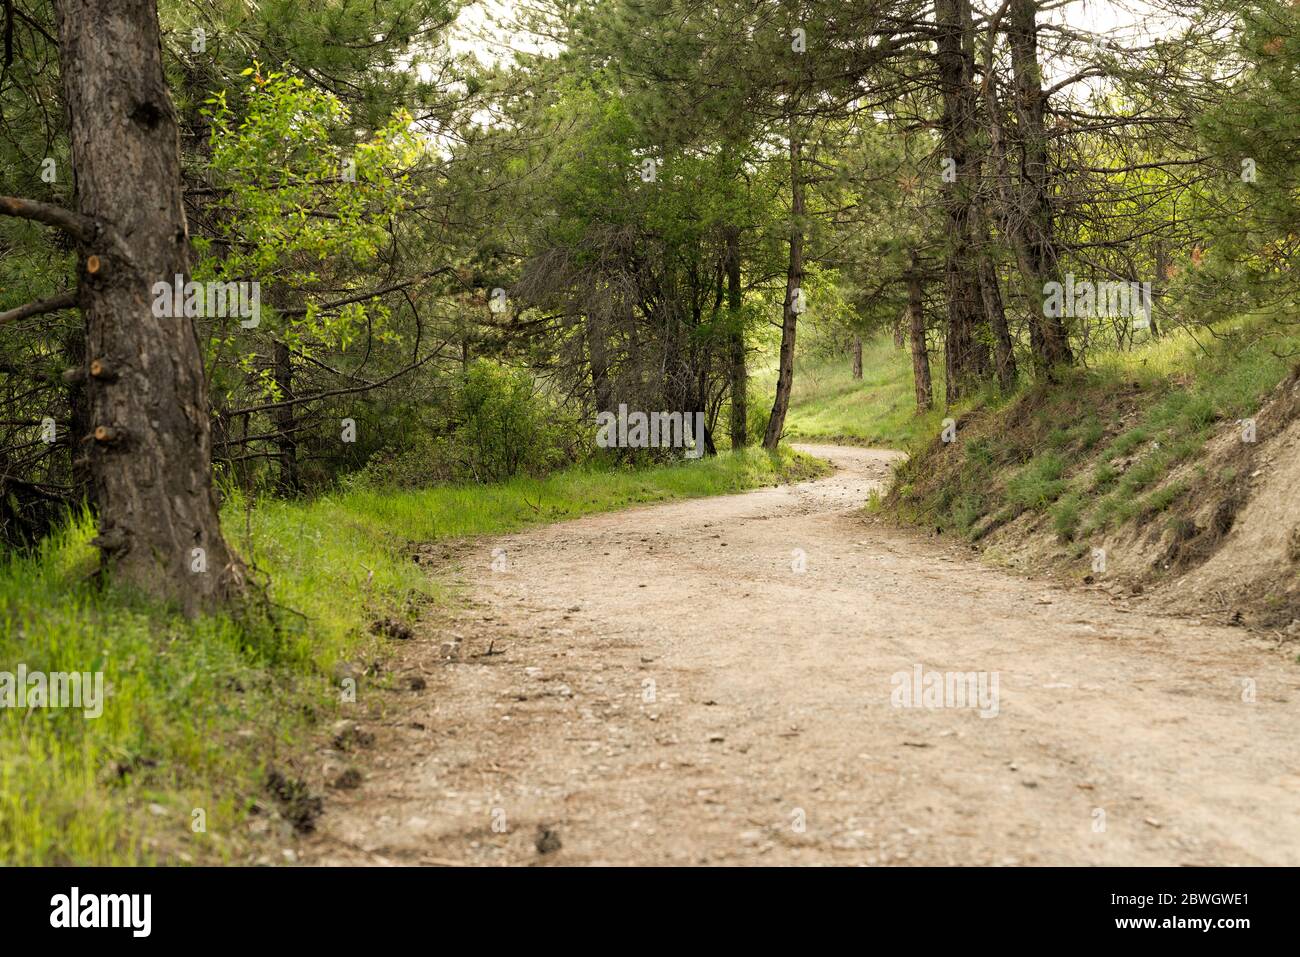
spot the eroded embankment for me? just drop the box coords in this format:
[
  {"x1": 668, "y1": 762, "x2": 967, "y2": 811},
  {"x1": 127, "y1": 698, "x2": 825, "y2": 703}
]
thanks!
[{"x1": 884, "y1": 365, "x2": 1300, "y2": 632}]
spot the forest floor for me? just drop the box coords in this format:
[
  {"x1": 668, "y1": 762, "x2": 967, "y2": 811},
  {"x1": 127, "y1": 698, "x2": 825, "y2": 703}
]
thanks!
[{"x1": 303, "y1": 444, "x2": 1300, "y2": 866}]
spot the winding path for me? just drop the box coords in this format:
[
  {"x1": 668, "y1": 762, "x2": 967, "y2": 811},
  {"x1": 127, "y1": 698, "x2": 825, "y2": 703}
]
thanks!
[{"x1": 306, "y1": 445, "x2": 1300, "y2": 866}]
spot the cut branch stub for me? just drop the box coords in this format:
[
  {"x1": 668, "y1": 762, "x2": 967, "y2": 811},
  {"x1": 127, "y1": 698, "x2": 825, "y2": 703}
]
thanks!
[
  {"x1": 89, "y1": 358, "x2": 118, "y2": 381},
  {"x1": 90, "y1": 525, "x2": 129, "y2": 554}
]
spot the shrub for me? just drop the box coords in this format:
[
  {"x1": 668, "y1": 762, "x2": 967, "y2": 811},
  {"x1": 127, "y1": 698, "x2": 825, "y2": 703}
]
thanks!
[
  {"x1": 349, "y1": 360, "x2": 572, "y2": 489},
  {"x1": 745, "y1": 386, "x2": 772, "y2": 447},
  {"x1": 446, "y1": 360, "x2": 568, "y2": 483},
  {"x1": 1051, "y1": 493, "x2": 1082, "y2": 542}
]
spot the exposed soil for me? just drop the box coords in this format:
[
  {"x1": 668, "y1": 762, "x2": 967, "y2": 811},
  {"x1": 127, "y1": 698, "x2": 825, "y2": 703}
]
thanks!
[
  {"x1": 1155, "y1": 370, "x2": 1300, "y2": 627},
  {"x1": 303, "y1": 445, "x2": 1300, "y2": 866},
  {"x1": 897, "y1": 367, "x2": 1300, "y2": 631}
]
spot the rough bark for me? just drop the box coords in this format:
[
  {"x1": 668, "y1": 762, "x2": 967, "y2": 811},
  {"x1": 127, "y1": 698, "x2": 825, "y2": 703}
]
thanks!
[
  {"x1": 53, "y1": 0, "x2": 241, "y2": 613},
  {"x1": 61, "y1": 321, "x2": 93, "y2": 500},
  {"x1": 936, "y1": 0, "x2": 991, "y2": 404},
  {"x1": 851, "y1": 334, "x2": 864, "y2": 379},
  {"x1": 1008, "y1": 0, "x2": 1073, "y2": 370},
  {"x1": 906, "y1": 253, "x2": 933, "y2": 412},
  {"x1": 973, "y1": 199, "x2": 1018, "y2": 392},
  {"x1": 980, "y1": 68, "x2": 1043, "y2": 358},
  {"x1": 978, "y1": 254, "x2": 1016, "y2": 393},
  {"x1": 587, "y1": 310, "x2": 613, "y2": 414},
  {"x1": 763, "y1": 128, "x2": 804, "y2": 451}
]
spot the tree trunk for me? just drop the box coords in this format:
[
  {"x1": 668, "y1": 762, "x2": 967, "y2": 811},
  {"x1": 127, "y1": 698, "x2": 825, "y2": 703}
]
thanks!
[
  {"x1": 1008, "y1": 0, "x2": 1073, "y2": 371},
  {"x1": 978, "y1": 254, "x2": 1016, "y2": 394},
  {"x1": 54, "y1": 0, "x2": 240, "y2": 613},
  {"x1": 587, "y1": 311, "x2": 613, "y2": 413},
  {"x1": 61, "y1": 322, "x2": 93, "y2": 501},
  {"x1": 981, "y1": 69, "x2": 1052, "y2": 369},
  {"x1": 694, "y1": 353, "x2": 717, "y2": 457},
  {"x1": 936, "y1": 0, "x2": 991, "y2": 404},
  {"x1": 271, "y1": 340, "x2": 300, "y2": 494},
  {"x1": 1150, "y1": 238, "x2": 1165, "y2": 337},
  {"x1": 724, "y1": 225, "x2": 747, "y2": 448},
  {"x1": 907, "y1": 253, "x2": 933, "y2": 412},
  {"x1": 851, "y1": 334, "x2": 864, "y2": 379},
  {"x1": 973, "y1": 199, "x2": 1017, "y2": 393},
  {"x1": 763, "y1": 126, "x2": 804, "y2": 451}
]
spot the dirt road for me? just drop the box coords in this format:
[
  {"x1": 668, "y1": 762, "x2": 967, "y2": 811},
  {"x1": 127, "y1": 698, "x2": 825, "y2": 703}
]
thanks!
[{"x1": 306, "y1": 445, "x2": 1300, "y2": 866}]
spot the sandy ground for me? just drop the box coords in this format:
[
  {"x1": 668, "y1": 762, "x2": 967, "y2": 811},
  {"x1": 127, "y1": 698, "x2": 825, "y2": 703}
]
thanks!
[{"x1": 304, "y1": 445, "x2": 1300, "y2": 866}]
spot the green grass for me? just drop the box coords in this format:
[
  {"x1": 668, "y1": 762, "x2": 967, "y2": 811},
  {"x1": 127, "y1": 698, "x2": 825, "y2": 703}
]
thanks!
[
  {"x1": 756, "y1": 335, "x2": 948, "y2": 450},
  {"x1": 0, "y1": 444, "x2": 822, "y2": 865},
  {"x1": 1005, "y1": 452, "x2": 1069, "y2": 511},
  {"x1": 885, "y1": 317, "x2": 1300, "y2": 545}
]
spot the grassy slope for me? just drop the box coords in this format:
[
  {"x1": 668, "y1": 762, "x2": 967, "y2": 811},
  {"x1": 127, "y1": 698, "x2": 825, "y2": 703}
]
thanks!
[
  {"x1": 774, "y1": 323, "x2": 1298, "y2": 598},
  {"x1": 885, "y1": 319, "x2": 1300, "y2": 551},
  {"x1": 761, "y1": 335, "x2": 947, "y2": 450},
  {"x1": 0, "y1": 445, "x2": 824, "y2": 865}
]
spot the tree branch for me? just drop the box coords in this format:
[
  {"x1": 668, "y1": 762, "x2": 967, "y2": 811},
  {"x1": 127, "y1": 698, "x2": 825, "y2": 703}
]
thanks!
[
  {"x1": 0, "y1": 195, "x2": 96, "y2": 241},
  {"x1": 226, "y1": 342, "x2": 452, "y2": 417},
  {"x1": 0, "y1": 291, "x2": 77, "y2": 326},
  {"x1": 277, "y1": 268, "x2": 455, "y2": 317}
]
